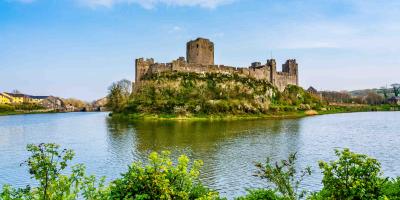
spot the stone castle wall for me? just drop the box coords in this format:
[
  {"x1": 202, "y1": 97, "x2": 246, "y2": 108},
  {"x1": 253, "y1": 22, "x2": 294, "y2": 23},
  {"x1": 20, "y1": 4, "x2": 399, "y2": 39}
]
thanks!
[
  {"x1": 134, "y1": 38, "x2": 299, "y2": 91},
  {"x1": 135, "y1": 57, "x2": 298, "y2": 91}
]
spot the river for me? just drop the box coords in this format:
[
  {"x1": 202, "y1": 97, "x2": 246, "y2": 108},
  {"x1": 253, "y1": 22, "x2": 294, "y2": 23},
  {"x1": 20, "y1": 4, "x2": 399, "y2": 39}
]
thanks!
[{"x1": 0, "y1": 112, "x2": 399, "y2": 198}]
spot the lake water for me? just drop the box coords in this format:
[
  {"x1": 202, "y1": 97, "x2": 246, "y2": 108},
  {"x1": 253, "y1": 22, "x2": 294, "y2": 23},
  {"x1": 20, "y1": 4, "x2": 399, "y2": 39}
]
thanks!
[{"x1": 0, "y1": 112, "x2": 399, "y2": 199}]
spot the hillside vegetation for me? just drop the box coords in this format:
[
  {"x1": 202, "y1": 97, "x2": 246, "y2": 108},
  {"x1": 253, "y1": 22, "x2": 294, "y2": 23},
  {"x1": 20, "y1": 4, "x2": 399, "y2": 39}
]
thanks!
[{"x1": 121, "y1": 72, "x2": 322, "y2": 118}]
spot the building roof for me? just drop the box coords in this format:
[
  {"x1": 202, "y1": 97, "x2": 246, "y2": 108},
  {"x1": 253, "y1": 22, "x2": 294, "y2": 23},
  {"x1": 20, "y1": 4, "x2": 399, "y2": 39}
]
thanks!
[
  {"x1": 307, "y1": 86, "x2": 318, "y2": 93},
  {"x1": 30, "y1": 96, "x2": 50, "y2": 99},
  {"x1": 0, "y1": 93, "x2": 13, "y2": 100},
  {"x1": 4, "y1": 92, "x2": 27, "y2": 98}
]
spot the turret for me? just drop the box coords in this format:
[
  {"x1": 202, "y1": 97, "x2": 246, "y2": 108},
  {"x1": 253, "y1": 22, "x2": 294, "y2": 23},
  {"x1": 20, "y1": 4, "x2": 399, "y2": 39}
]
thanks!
[
  {"x1": 186, "y1": 38, "x2": 214, "y2": 65},
  {"x1": 282, "y1": 59, "x2": 298, "y2": 75},
  {"x1": 267, "y1": 59, "x2": 277, "y2": 83},
  {"x1": 135, "y1": 58, "x2": 154, "y2": 84}
]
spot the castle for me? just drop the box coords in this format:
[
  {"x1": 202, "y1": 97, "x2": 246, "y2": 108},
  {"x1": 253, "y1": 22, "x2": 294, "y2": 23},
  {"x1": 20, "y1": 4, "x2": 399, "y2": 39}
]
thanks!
[{"x1": 135, "y1": 38, "x2": 298, "y2": 91}]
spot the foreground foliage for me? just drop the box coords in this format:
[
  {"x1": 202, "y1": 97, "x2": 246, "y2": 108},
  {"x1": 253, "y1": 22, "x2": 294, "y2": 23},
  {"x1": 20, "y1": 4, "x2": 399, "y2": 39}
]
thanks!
[
  {"x1": 1, "y1": 144, "x2": 400, "y2": 200},
  {"x1": 109, "y1": 151, "x2": 219, "y2": 199}
]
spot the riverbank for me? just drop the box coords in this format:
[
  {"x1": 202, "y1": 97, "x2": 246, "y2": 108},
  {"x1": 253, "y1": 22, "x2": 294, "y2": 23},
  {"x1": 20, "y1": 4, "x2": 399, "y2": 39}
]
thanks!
[
  {"x1": 0, "y1": 110, "x2": 58, "y2": 116},
  {"x1": 110, "y1": 104, "x2": 400, "y2": 121}
]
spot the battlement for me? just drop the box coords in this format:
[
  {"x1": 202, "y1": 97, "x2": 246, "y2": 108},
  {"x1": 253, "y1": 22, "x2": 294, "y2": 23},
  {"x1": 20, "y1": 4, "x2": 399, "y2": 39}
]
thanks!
[{"x1": 135, "y1": 38, "x2": 298, "y2": 91}]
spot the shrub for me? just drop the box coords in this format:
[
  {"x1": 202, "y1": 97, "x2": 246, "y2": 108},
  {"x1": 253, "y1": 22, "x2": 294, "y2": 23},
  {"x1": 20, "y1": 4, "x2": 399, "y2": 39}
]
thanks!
[
  {"x1": 109, "y1": 151, "x2": 220, "y2": 200},
  {"x1": 235, "y1": 189, "x2": 284, "y2": 200},
  {"x1": 317, "y1": 148, "x2": 386, "y2": 199},
  {"x1": 254, "y1": 153, "x2": 311, "y2": 200},
  {"x1": 381, "y1": 178, "x2": 400, "y2": 199},
  {"x1": 0, "y1": 104, "x2": 15, "y2": 112}
]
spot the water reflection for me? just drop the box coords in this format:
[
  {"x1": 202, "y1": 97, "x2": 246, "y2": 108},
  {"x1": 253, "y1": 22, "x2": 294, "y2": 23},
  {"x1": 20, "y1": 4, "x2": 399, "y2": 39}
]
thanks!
[{"x1": 106, "y1": 118, "x2": 302, "y2": 198}]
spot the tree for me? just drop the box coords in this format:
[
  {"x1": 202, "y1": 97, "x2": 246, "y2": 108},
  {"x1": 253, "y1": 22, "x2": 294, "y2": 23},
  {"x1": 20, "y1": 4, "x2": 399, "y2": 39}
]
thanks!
[
  {"x1": 0, "y1": 143, "x2": 87, "y2": 200},
  {"x1": 392, "y1": 83, "x2": 400, "y2": 97},
  {"x1": 106, "y1": 79, "x2": 132, "y2": 113},
  {"x1": 364, "y1": 92, "x2": 384, "y2": 105},
  {"x1": 63, "y1": 98, "x2": 88, "y2": 109},
  {"x1": 12, "y1": 89, "x2": 21, "y2": 94},
  {"x1": 380, "y1": 86, "x2": 389, "y2": 99}
]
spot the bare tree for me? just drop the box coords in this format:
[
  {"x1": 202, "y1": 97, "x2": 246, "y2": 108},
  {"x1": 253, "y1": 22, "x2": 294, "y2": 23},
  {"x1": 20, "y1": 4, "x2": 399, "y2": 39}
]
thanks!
[
  {"x1": 364, "y1": 92, "x2": 384, "y2": 105},
  {"x1": 380, "y1": 86, "x2": 389, "y2": 99},
  {"x1": 12, "y1": 89, "x2": 21, "y2": 94}
]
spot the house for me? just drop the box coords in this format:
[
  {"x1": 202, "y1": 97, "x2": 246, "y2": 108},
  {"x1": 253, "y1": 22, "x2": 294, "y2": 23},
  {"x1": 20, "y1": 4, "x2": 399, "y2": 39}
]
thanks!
[
  {"x1": 387, "y1": 96, "x2": 400, "y2": 105},
  {"x1": 3, "y1": 93, "x2": 26, "y2": 104},
  {"x1": 0, "y1": 93, "x2": 12, "y2": 104},
  {"x1": 39, "y1": 96, "x2": 65, "y2": 111},
  {"x1": 29, "y1": 96, "x2": 49, "y2": 104},
  {"x1": 307, "y1": 86, "x2": 318, "y2": 94}
]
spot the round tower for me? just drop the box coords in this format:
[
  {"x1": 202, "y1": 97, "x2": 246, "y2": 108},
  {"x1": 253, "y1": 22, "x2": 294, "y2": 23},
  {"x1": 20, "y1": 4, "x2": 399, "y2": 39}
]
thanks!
[{"x1": 186, "y1": 38, "x2": 214, "y2": 65}]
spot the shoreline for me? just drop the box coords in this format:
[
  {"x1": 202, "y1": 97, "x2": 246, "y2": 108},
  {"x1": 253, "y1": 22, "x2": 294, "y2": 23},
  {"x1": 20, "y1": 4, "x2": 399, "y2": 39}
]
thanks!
[
  {"x1": 0, "y1": 111, "x2": 103, "y2": 116},
  {"x1": 110, "y1": 105, "x2": 400, "y2": 121}
]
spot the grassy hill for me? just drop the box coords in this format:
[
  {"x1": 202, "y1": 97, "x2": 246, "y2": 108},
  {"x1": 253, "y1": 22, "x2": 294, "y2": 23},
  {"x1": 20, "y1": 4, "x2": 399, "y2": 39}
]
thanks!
[{"x1": 120, "y1": 72, "x2": 323, "y2": 118}]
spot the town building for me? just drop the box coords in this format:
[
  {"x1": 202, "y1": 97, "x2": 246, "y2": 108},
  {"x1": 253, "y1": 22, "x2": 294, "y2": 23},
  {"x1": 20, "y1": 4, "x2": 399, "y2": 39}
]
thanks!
[{"x1": 0, "y1": 93, "x2": 12, "y2": 104}]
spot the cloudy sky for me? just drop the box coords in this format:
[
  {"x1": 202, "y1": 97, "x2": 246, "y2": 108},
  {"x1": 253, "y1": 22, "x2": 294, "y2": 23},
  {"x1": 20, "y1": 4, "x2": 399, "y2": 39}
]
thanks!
[{"x1": 1, "y1": 0, "x2": 399, "y2": 100}]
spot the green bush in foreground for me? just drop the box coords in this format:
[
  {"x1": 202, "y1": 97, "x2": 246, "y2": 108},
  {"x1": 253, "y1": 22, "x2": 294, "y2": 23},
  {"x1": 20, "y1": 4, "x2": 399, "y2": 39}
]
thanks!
[
  {"x1": 109, "y1": 151, "x2": 219, "y2": 199},
  {"x1": 1, "y1": 144, "x2": 400, "y2": 200},
  {"x1": 316, "y1": 148, "x2": 385, "y2": 199}
]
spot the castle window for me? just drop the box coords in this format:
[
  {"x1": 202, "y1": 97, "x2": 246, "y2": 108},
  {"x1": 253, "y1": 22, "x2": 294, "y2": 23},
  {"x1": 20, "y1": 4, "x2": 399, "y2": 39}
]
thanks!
[{"x1": 197, "y1": 44, "x2": 199, "y2": 48}]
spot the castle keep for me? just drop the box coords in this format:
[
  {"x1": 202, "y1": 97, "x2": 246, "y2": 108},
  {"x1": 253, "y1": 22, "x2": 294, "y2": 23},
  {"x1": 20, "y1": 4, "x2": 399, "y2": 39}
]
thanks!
[{"x1": 135, "y1": 38, "x2": 298, "y2": 91}]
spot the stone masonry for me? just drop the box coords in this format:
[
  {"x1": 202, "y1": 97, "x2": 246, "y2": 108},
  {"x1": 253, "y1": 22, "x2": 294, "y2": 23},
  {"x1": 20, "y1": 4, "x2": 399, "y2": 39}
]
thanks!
[{"x1": 135, "y1": 38, "x2": 298, "y2": 91}]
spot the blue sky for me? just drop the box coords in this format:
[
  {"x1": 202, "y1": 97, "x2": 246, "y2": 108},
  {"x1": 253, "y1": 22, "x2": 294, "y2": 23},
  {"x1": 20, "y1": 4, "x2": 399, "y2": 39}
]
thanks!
[{"x1": 1, "y1": 0, "x2": 399, "y2": 100}]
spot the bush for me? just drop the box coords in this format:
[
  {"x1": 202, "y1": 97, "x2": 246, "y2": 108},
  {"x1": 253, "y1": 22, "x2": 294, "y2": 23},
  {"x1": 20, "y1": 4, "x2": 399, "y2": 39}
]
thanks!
[
  {"x1": 109, "y1": 151, "x2": 219, "y2": 200},
  {"x1": 0, "y1": 104, "x2": 15, "y2": 112},
  {"x1": 316, "y1": 148, "x2": 386, "y2": 199},
  {"x1": 381, "y1": 178, "x2": 400, "y2": 199},
  {"x1": 235, "y1": 189, "x2": 284, "y2": 200}
]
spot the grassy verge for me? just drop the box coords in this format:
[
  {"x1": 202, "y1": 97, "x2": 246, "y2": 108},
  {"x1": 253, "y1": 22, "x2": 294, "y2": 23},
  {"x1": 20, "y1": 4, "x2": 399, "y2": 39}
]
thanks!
[{"x1": 111, "y1": 105, "x2": 400, "y2": 121}]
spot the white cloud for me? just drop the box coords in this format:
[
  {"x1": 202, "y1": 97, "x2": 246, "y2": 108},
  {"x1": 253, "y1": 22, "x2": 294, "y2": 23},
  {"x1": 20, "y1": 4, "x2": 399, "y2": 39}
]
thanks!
[
  {"x1": 77, "y1": 0, "x2": 235, "y2": 9},
  {"x1": 168, "y1": 25, "x2": 183, "y2": 33}
]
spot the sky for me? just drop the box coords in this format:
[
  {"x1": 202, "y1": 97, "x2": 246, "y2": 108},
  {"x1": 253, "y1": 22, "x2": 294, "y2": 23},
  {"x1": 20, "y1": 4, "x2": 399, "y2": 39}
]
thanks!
[{"x1": 0, "y1": 0, "x2": 399, "y2": 101}]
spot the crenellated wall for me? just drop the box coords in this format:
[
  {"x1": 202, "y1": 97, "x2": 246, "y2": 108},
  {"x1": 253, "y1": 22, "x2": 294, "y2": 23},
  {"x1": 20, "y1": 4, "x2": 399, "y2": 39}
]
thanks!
[{"x1": 134, "y1": 38, "x2": 299, "y2": 91}]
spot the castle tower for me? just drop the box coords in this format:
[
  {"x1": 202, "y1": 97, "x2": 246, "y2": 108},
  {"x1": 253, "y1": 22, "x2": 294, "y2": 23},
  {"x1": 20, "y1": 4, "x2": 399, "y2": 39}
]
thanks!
[
  {"x1": 135, "y1": 58, "x2": 154, "y2": 84},
  {"x1": 282, "y1": 59, "x2": 299, "y2": 85},
  {"x1": 186, "y1": 38, "x2": 214, "y2": 65},
  {"x1": 267, "y1": 59, "x2": 277, "y2": 83},
  {"x1": 282, "y1": 59, "x2": 298, "y2": 74}
]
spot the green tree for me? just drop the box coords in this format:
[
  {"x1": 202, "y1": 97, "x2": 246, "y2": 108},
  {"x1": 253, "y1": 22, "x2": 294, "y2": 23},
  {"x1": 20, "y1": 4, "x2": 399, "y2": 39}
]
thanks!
[
  {"x1": 317, "y1": 148, "x2": 386, "y2": 200},
  {"x1": 1, "y1": 143, "x2": 86, "y2": 200},
  {"x1": 392, "y1": 83, "x2": 400, "y2": 97},
  {"x1": 380, "y1": 86, "x2": 389, "y2": 99},
  {"x1": 253, "y1": 153, "x2": 311, "y2": 200},
  {"x1": 106, "y1": 79, "x2": 132, "y2": 113}
]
